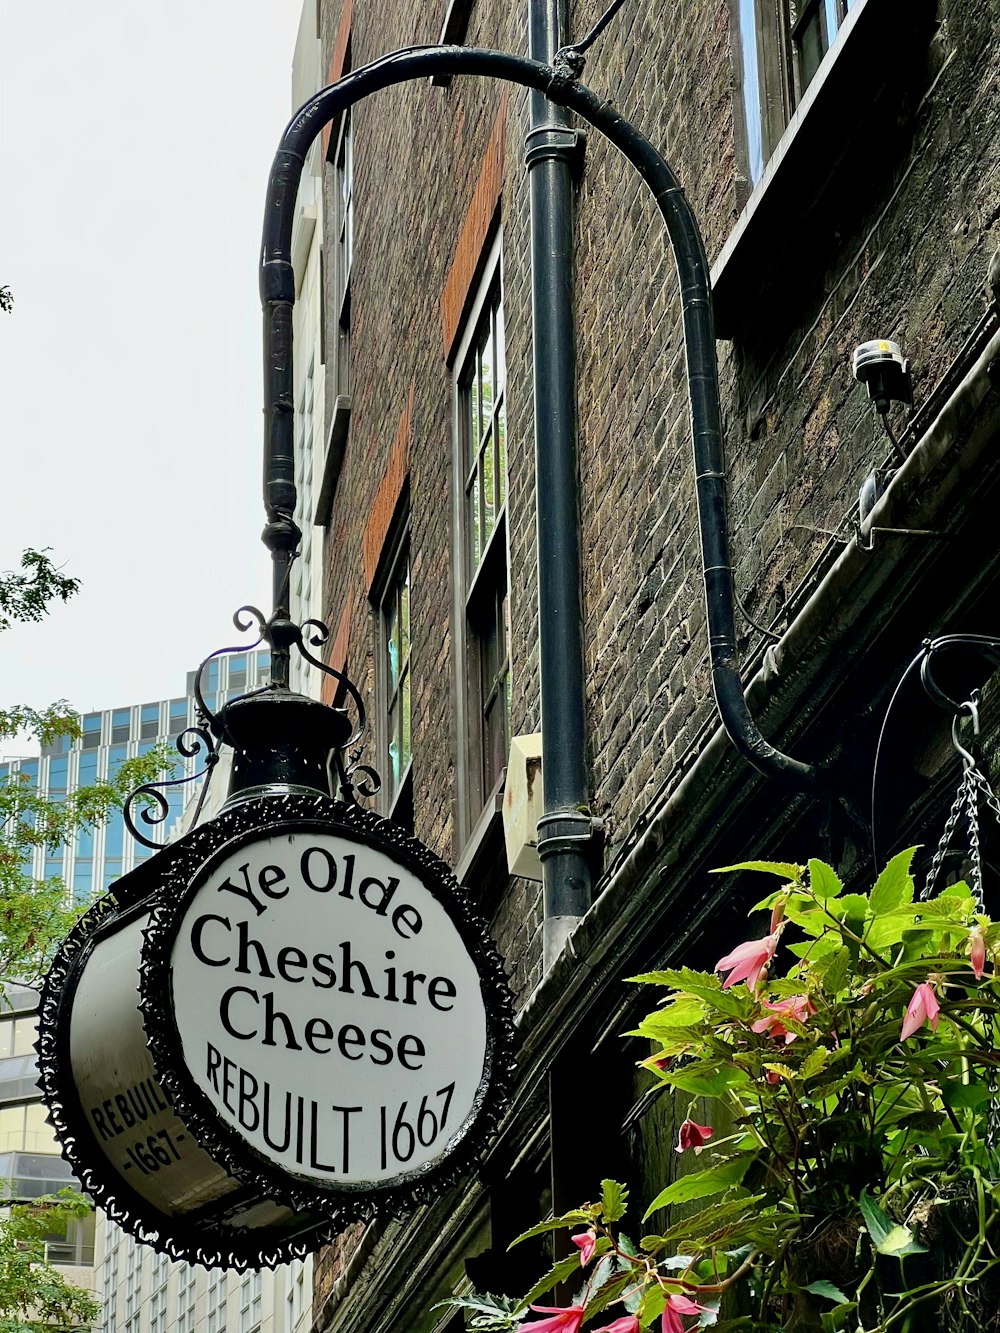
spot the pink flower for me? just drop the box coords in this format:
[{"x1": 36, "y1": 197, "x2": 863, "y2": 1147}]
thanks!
[
  {"x1": 751, "y1": 994, "x2": 816, "y2": 1044},
  {"x1": 570, "y1": 1228, "x2": 597, "y2": 1266},
  {"x1": 900, "y1": 981, "x2": 940, "y2": 1041},
  {"x1": 676, "y1": 1119, "x2": 714, "y2": 1153},
  {"x1": 715, "y1": 931, "x2": 780, "y2": 989},
  {"x1": 522, "y1": 1305, "x2": 586, "y2": 1333},
  {"x1": 662, "y1": 1294, "x2": 712, "y2": 1333},
  {"x1": 592, "y1": 1319, "x2": 639, "y2": 1333},
  {"x1": 968, "y1": 926, "x2": 987, "y2": 980}
]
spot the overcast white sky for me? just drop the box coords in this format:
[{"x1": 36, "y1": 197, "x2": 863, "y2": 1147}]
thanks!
[{"x1": 1, "y1": 0, "x2": 305, "y2": 750}]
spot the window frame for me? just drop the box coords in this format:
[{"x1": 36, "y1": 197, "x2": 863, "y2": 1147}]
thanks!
[
  {"x1": 735, "y1": 0, "x2": 853, "y2": 187},
  {"x1": 373, "y1": 521, "x2": 413, "y2": 827},
  {"x1": 450, "y1": 230, "x2": 511, "y2": 848}
]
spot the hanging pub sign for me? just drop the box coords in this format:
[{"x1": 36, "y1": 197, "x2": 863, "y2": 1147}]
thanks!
[{"x1": 38, "y1": 783, "x2": 516, "y2": 1270}]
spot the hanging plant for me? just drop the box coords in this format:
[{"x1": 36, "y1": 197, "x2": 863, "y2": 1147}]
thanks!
[{"x1": 440, "y1": 850, "x2": 1000, "y2": 1333}]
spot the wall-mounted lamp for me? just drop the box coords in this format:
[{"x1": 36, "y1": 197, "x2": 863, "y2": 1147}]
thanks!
[{"x1": 853, "y1": 339, "x2": 912, "y2": 416}]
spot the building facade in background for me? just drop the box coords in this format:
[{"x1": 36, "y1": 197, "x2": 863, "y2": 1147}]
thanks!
[
  {"x1": 296, "y1": 1, "x2": 1000, "y2": 1331},
  {"x1": 0, "y1": 648, "x2": 271, "y2": 1308}
]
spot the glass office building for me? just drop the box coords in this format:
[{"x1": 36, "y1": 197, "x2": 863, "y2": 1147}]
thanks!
[
  {"x1": 0, "y1": 648, "x2": 271, "y2": 1291},
  {"x1": 2, "y1": 649, "x2": 271, "y2": 902}
]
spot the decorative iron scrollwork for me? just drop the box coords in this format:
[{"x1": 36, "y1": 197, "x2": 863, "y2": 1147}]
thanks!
[
  {"x1": 191, "y1": 604, "x2": 268, "y2": 728},
  {"x1": 123, "y1": 726, "x2": 220, "y2": 851}
]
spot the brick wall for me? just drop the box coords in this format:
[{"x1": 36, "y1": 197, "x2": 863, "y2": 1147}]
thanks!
[{"x1": 309, "y1": 0, "x2": 1000, "y2": 1313}]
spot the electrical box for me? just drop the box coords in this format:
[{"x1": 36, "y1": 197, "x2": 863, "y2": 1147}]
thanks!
[{"x1": 502, "y1": 733, "x2": 543, "y2": 882}]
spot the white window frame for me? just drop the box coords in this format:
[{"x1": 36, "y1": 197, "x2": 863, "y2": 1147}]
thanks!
[{"x1": 450, "y1": 229, "x2": 511, "y2": 849}]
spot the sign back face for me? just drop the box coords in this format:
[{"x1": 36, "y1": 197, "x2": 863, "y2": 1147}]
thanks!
[{"x1": 140, "y1": 795, "x2": 515, "y2": 1219}]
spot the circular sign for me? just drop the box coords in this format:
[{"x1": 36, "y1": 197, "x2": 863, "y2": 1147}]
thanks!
[{"x1": 140, "y1": 795, "x2": 515, "y2": 1218}]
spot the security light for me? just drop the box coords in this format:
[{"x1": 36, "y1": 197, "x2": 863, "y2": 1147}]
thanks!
[{"x1": 852, "y1": 339, "x2": 912, "y2": 415}]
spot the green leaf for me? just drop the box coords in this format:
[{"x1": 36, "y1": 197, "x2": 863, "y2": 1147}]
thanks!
[
  {"x1": 662, "y1": 1062, "x2": 748, "y2": 1098},
  {"x1": 642, "y1": 1157, "x2": 753, "y2": 1220},
  {"x1": 653, "y1": 1194, "x2": 767, "y2": 1249},
  {"x1": 858, "y1": 1189, "x2": 928, "y2": 1256},
  {"x1": 638, "y1": 1284, "x2": 667, "y2": 1327},
  {"x1": 507, "y1": 1209, "x2": 596, "y2": 1248},
  {"x1": 808, "y1": 859, "x2": 844, "y2": 899},
  {"x1": 819, "y1": 946, "x2": 850, "y2": 995},
  {"x1": 583, "y1": 1272, "x2": 634, "y2": 1319},
  {"x1": 869, "y1": 848, "x2": 916, "y2": 914},
  {"x1": 626, "y1": 969, "x2": 750, "y2": 1018},
  {"x1": 800, "y1": 1046, "x2": 831, "y2": 1080},
  {"x1": 801, "y1": 1280, "x2": 850, "y2": 1304},
  {"x1": 600, "y1": 1179, "x2": 628, "y2": 1224},
  {"x1": 520, "y1": 1253, "x2": 588, "y2": 1308},
  {"x1": 711, "y1": 860, "x2": 804, "y2": 881}
]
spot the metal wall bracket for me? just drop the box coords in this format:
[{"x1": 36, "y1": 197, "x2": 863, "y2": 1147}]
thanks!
[{"x1": 524, "y1": 124, "x2": 587, "y2": 178}]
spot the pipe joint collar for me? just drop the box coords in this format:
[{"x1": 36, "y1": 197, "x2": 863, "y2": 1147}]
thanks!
[
  {"x1": 536, "y1": 808, "x2": 600, "y2": 860},
  {"x1": 524, "y1": 125, "x2": 587, "y2": 172}
]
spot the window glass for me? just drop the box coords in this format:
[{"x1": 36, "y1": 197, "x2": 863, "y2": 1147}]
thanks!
[
  {"x1": 457, "y1": 246, "x2": 511, "y2": 822},
  {"x1": 380, "y1": 544, "x2": 412, "y2": 810},
  {"x1": 48, "y1": 755, "x2": 68, "y2": 797},
  {"x1": 169, "y1": 698, "x2": 189, "y2": 734},
  {"x1": 111, "y1": 709, "x2": 130, "y2": 744},
  {"x1": 140, "y1": 703, "x2": 160, "y2": 739},
  {"x1": 72, "y1": 861, "x2": 93, "y2": 904},
  {"x1": 82, "y1": 714, "x2": 102, "y2": 748},
  {"x1": 228, "y1": 654, "x2": 248, "y2": 693},
  {"x1": 107, "y1": 744, "x2": 127, "y2": 782}
]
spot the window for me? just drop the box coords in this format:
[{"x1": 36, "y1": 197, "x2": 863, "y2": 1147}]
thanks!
[
  {"x1": 175, "y1": 1265, "x2": 197, "y2": 1333},
  {"x1": 375, "y1": 533, "x2": 413, "y2": 830},
  {"x1": 238, "y1": 1270, "x2": 261, "y2": 1333},
  {"x1": 207, "y1": 1268, "x2": 228, "y2": 1333},
  {"x1": 140, "y1": 704, "x2": 160, "y2": 740},
  {"x1": 334, "y1": 105, "x2": 353, "y2": 397},
  {"x1": 123, "y1": 1238, "x2": 141, "y2": 1333},
  {"x1": 169, "y1": 698, "x2": 188, "y2": 735},
  {"x1": 111, "y1": 709, "x2": 131, "y2": 744},
  {"x1": 82, "y1": 714, "x2": 102, "y2": 749},
  {"x1": 284, "y1": 1259, "x2": 306, "y2": 1333},
  {"x1": 149, "y1": 1254, "x2": 168, "y2": 1333},
  {"x1": 101, "y1": 1231, "x2": 120, "y2": 1333},
  {"x1": 453, "y1": 235, "x2": 510, "y2": 835},
  {"x1": 738, "y1": 0, "x2": 854, "y2": 184},
  {"x1": 228, "y1": 654, "x2": 248, "y2": 694}
]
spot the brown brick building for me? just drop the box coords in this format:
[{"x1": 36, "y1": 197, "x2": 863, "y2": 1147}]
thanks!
[{"x1": 289, "y1": 0, "x2": 1000, "y2": 1328}]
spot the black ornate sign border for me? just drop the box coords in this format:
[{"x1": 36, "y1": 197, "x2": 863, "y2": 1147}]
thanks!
[
  {"x1": 138, "y1": 791, "x2": 518, "y2": 1226},
  {"x1": 36, "y1": 853, "x2": 347, "y2": 1270}
]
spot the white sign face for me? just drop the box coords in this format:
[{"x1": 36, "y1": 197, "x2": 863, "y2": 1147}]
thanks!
[{"x1": 169, "y1": 829, "x2": 489, "y2": 1187}]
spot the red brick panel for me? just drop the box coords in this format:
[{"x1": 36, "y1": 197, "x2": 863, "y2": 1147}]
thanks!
[
  {"x1": 362, "y1": 385, "x2": 414, "y2": 593},
  {"x1": 321, "y1": 0, "x2": 353, "y2": 160},
  {"x1": 440, "y1": 93, "x2": 508, "y2": 362},
  {"x1": 321, "y1": 598, "x2": 352, "y2": 707}
]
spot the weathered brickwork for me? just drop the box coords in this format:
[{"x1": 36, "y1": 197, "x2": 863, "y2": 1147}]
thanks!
[{"x1": 305, "y1": 0, "x2": 1000, "y2": 1319}]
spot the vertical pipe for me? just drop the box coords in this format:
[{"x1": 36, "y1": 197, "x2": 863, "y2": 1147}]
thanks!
[{"x1": 526, "y1": 0, "x2": 594, "y2": 968}]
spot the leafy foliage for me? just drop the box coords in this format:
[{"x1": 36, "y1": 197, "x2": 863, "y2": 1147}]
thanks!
[
  {"x1": 0, "y1": 551, "x2": 80, "y2": 633},
  {"x1": 0, "y1": 706, "x2": 168, "y2": 987},
  {"x1": 0, "y1": 1192, "x2": 99, "y2": 1331},
  {"x1": 0, "y1": 545, "x2": 168, "y2": 1327},
  {"x1": 446, "y1": 852, "x2": 1000, "y2": 1332}
]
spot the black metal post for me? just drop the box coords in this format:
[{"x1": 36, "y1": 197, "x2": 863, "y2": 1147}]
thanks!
[
  {"x1": 525, "y1": 3, "x2": 594, "y2": 965},
  {"x1": 259, "y1": 44, "x2": 820, "y2": 853}
]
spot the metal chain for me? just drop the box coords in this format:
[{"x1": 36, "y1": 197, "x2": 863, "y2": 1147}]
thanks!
[
  {"x1": 966, "y1": 765, "x2": 986, "y2": 910},
  {"x1": 921, "y1": 782, "x2": 968, "y2": 900},
  {"x1": 919, "y1": 697, "x2": 1000, "y2": 1152}
]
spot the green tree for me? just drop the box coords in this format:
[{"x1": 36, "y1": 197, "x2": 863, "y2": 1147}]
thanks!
[
  {"x1": 0, "y1": 1193, "x2": 99, "y2": 1333},
  {"x1": 0, "y1": 548, "x2": 171, "y2": 1328}
]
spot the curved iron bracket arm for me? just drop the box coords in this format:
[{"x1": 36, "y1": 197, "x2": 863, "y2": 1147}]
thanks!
[{"x1": 261, "y1": 43, "x2": 821, "y2": 791}]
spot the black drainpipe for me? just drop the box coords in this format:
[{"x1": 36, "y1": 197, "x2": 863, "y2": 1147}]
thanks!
[{"x1": 526, "y1": 0, "x2": 594, "y2": 970}]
